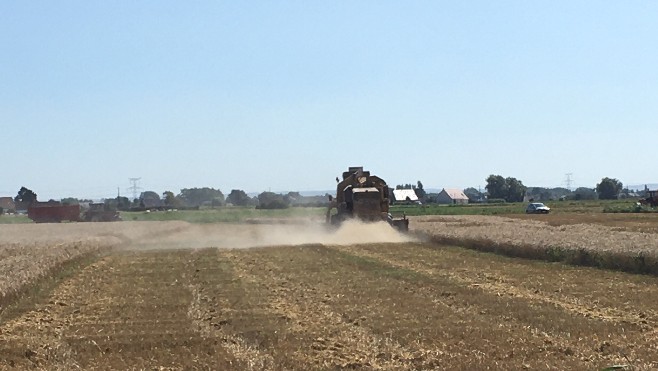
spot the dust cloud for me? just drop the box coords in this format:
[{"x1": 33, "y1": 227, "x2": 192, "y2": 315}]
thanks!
[
  {"x1": 123, "y1": 219, "x2": 417, "y2": 250},
  {"x1": 0, "y1": 220, "x2": 416, "y2": 251}
]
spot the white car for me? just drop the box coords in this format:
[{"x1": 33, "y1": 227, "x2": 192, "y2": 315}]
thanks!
[{"x1": 526, "y1": 202, "x2": 550, "y2": 214}]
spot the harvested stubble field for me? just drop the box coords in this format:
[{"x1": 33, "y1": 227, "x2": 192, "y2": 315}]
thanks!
[{"x1": 0, "y1": 217, "x2": 657, "y2": 370}]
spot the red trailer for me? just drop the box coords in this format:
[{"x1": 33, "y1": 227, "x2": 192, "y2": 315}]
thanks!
[{"x1": 27, "y1": 202, "x2": 82, "y2": 223}]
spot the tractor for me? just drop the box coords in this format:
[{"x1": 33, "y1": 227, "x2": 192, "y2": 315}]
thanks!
[{"x1": 639, "y1": 190, "x2": 658, "y2": 208}]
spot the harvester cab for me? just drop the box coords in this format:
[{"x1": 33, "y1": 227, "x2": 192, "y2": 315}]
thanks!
[{"x1": 327, "y1": 167, "x2": 409, "y2": 232}]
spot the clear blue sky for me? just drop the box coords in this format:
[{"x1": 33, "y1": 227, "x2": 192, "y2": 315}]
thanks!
[{"x1": 2, "y1": 1, "x2": 657, "y2": 200}]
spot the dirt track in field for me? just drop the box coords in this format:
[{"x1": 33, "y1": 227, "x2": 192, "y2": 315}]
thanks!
[{"x1": 1, "y1": 220, "x2": 658, "y2": 369}]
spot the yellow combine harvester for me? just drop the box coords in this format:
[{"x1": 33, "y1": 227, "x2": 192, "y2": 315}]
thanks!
[{"x1": 327, "y1": 166, "x2": 409, "y2": 232}]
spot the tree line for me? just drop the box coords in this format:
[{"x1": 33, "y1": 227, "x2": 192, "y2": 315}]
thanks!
[
  {"x1": 481, "y1": 175, "x2": 626, "y2": 202},
  {"x1": 2, "y1": 176, "x2": 635, "y2": 214},
  {"x1": 6, "y1": 186, "x2": 330, "y2": 212},
  {"x1": 397, "y1": 176, "x2": 629, "y2": 204},
  {"x1": 393, "y1": 176, "x2": 627, "y2": 204}
]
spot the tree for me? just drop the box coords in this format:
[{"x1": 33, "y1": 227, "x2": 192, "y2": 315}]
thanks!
[
  {"x1": 226, "y1": 189, "x2": 252, "y2": 206},
  {"x1": 485, "y1": 175, "x2": 507, "y2": 200},
  {"x1": 619, "y1": 188, "x2": 634, "y2": 199},
  {"x1": 256, "y1": 192, "x2": 289, "y2": 209},
  {"x1": 103, "y1": 196, "x2": 131, "y2": 211},
  {"x1": 178, "y1": 187, "x2": 224, "y2": 207},
  {"x1": 414, "y1": 181, "x2": 426, "y2": 201},
  {"x1": 115, "y1": 196, "x2": 132, "y2": 210},
  {"x1": 505, "y1": 177, "x2": 527, "y2": 203},
  {"x1": 286, "y1": 192, "x2": 301, "y2": 202},
  {"x1": 596, "y1": 177, "x2": 623, "y2": 200},
  {"x1": 572, "y1": 187, "x2": 597, "y2": 200},
  {"x1": 485, "y1": 175, "x2": 527, "y2": 202},
  {"x1": 163, "y1": 191, "x2": 175, "y2": 205},
  {"x1": 138, "y1": 191, "x2": 163, "y2": 209},
  {"x1": 14, "y1": 186, "x2": 37, "y2": 209},
  {"x1": 162, "y1": 191, "x2": 183, "y2": 208},
  {"x1": 526, "y1": 187, "x2": 571, "y2": 201},
  {"x1": 463, "y1": 187, "x2": 483, "y2": 203},
  {"x1": 61, "y1": 197, "x2": 79, "y2": 205},
  {"x1": 211, "y1": 197, "x2": 224, "y2": 208},
  {"x1": 140, "y1": 191, "x2": 160, "y2": 201}
]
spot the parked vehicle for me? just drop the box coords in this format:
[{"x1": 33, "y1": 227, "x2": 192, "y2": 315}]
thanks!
[{"x1": 526, "y1": 202, "x2": 551, "y2": 214}]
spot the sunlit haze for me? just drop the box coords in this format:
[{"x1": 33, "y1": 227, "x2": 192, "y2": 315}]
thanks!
[{"x1": 2, "y1": 1, "x2": 656, "y2": 200}]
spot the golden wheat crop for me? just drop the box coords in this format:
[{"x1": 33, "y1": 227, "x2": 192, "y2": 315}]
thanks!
[
  {"x1": 0, "y1": 221, "x2": 185, "y2": 305},
  {"x1": 411, "y1": 215, "x2": 658, "y2": 272},
  {"x1": 412, "y1": 215, "x2": 657, "y2": 254},
  {"x1": 0, "y1": 241, "x2": 104, "y2": 303}
]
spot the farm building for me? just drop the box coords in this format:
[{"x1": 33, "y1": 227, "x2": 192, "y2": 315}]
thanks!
[
  {"x1": 392, "y1": 189, "x2": 419, "y2": 204},
  {"x1": 436, "y1": 188, "x2": 469, "y2": 205},
  {"x1": 0, "y1": 197, "x2": 15, "y2": 212}
]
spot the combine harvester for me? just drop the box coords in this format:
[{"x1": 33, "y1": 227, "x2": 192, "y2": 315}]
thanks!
[
  {"x1": 327, "y1": 166, "x2": 409, "y2": 232},
  {"x1": 27, "y1": 202, "x2": 121, "y2": 223}
]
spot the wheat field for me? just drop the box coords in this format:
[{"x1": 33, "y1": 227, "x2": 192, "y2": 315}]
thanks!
[{"x1": 0, "y1": 217, "x2": 657, "y2": 369}]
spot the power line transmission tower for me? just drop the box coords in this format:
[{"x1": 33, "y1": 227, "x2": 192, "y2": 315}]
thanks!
[
  {"x1": 128, "y1": 178, "x2": 142, "y2": 200},
  {"x1": 564, "y1": 173, "x2": 574, "y2": 191}
]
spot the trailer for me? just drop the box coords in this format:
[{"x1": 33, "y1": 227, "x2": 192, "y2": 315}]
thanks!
[
  {"x1": 27, "y1": 202, "x2": 82, "y2": 223},
  {"x1": 27, "y1": 202, "x2": 121, "y2": 223}
]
